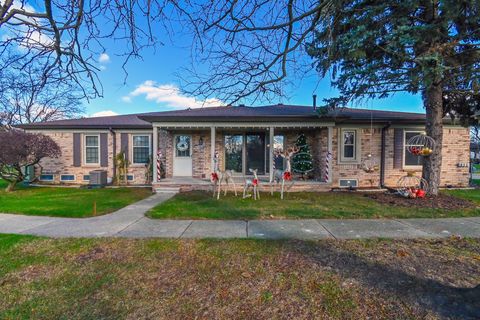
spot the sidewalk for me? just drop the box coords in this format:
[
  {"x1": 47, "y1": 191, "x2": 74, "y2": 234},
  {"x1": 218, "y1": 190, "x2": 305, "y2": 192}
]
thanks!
[{"x1": 0, "y1": 193, "x2": 479, "y2": 239}]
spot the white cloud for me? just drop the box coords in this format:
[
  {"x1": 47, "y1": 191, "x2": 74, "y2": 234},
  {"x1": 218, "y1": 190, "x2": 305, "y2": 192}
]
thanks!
[
  {"x1": 91, "y1": 110, "x2": 118, "y2": 117},
  {"x1": 121, "y1": 96, "x2": 132, "y2": 103},
  {"x1": 98, "y1": 53, "x2": 110, "y2": 63},
  {"x1": 121, "y1": 81, "x2": 224, "y2": 109}
]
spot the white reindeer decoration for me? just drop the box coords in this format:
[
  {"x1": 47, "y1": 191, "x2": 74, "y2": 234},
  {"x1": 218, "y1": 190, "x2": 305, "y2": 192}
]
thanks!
[
  {"x1": 211, "y1": 151, "x2": 237, "y2": 199},
  {"x1": 243, "y1": 168, "x2": 260, "y2": 200},
  {"x1": 270, "y1": 146, "x2": 299, "y2": 199}
]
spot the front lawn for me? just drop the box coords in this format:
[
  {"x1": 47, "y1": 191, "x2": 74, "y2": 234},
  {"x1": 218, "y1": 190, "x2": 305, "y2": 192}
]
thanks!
[
  {"x1": 0, "y1": 180, "x2": 152, "y2": 218},
  {"x1": 147, "y1": 190, "x2": 480, "y2": 220},
  {"x1": 0, "y1": 234, "x2": 478, "y2": 319}
]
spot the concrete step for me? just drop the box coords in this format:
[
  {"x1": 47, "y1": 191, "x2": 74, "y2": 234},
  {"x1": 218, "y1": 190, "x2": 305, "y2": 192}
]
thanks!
[{"x1": 154, "y1": 187, "x2": 180, "y2": 193}]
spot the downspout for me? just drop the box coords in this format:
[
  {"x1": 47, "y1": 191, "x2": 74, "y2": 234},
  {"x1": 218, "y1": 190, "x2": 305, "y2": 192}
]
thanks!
[
  {"x1": 380, "y1": 122, "x2": 391, "y2": 188},
  {"x1": 109, "y1": 127, "x2": 116, "y2": 182}
]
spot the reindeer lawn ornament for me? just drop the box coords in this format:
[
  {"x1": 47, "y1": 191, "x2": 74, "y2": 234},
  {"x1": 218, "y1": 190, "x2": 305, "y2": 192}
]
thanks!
[
  {"x1": 211, "y1": 151, "x2": 238, "y2": 200},
  {"x1": 270, "y1": 146, "x2": 299, "y2": 199},
  {"x1": 243, "y1": 168, "x2": 260, "y2": 200}
]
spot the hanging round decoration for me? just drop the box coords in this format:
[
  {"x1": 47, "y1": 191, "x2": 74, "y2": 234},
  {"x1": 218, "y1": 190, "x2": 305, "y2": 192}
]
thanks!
[
  {"x1": 396, "y1": 171, "x2": 429, "y2": 198},
  {"x1": 361, "y1": 153, "x2": 379, "y2": 173},
  {"x1": 407, "y1": 133, "x2": 435, "y2": 157},
  {"x1": 176, "y1": 141, "x2": 189, "y2": 152}
]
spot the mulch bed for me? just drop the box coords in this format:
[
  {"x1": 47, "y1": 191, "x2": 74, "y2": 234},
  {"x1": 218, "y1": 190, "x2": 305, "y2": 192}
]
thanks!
[{"x1": 362, "y1": 191, "x2": 477, "y2": 210}]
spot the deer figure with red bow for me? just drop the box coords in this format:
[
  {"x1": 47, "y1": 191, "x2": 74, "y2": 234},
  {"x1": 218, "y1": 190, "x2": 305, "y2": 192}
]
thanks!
[
  {"x1": 243, "y1": 168, "x2": 260, "y2": 200},
  {"x1": 270, "y1": 146, "x2": 299, "y2": 199},
  {"x1": 211, "y1": 151, "x2": 237, "y2": 199}
]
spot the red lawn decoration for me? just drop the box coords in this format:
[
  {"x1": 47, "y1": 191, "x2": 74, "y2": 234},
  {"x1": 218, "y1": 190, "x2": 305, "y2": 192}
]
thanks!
[
  {"x1": 416, "y1": 189, "x2": 426, "y2": 198},
  {"x1": 211, "y1": 172, "x2": 219, "y2": 183},
  {"x1": 252, "y1": 178, "x2": 258, "y2": 186},
  {"x1": 283, "y1": 171, "x2": 292, "y2": 181}
]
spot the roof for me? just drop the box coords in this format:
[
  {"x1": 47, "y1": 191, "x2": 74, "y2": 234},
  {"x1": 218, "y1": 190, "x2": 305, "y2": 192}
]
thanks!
[{"x1": 18, "y1": 104, "x2": 427, "y2": 130}]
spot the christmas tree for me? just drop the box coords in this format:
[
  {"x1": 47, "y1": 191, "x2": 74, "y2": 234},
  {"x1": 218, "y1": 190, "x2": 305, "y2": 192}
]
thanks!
[{"x1": 292, "y1": 133, "x2": 313, "y2": 177}]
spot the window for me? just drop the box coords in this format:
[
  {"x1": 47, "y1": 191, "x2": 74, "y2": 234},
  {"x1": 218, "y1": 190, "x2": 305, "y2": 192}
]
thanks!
[
  {"x1": 225, "y1": 135, "x2": 243, "y2": 173},
  {"x1": 83, "y1": 175, "x2": 90, "y2": 181},
  {"x1": 60, "y1": 174, "x2": 75, "y2": 182},
  {"x1": 133, "y1": 135, "x2": 151, "y2": 164},
  {"x1": 340, "y1": 129, "x2": 357, "y2": 162},
  {"x1": 273, "y1": 135, "x2": 285, "y2": 170},
  {"x1": 175, "y1": 135, "x2": 191, "y2": 157},
  {"x1": 85, "y1": 135, "x2": 99, "y2": 164},
  {"x1": 119, "y1": 174, "x2": 134, "y2": 181},
  {"x1": 404, "y1": 131, "x2": 423, "y2": 167},
  {"x1": 39, "y1": 174, "x2": 54, "y2": 181}
]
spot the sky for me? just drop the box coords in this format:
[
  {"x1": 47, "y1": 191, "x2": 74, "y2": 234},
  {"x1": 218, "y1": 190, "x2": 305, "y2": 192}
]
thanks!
[{"x1": 6, "y1": 1, "x2": 425, "y2": 118}]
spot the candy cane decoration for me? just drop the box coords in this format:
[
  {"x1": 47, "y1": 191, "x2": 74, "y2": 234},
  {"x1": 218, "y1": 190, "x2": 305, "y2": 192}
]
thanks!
[
  {"x1": 156, "y1": 149, "x2": 162, "y2": 181},
  {"x1": 324, "y1": 151, "x2": 332, "y2": 182}
]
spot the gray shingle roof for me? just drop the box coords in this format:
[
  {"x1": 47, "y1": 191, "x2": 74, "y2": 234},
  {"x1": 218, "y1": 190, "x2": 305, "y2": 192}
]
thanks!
[{"x1": 18, "y1": 104, "x2": 426, "y2": 130}]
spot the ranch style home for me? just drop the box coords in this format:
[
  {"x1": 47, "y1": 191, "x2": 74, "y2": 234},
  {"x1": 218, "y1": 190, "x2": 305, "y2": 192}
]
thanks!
[{"x1": 19, "y1": 104, "x2": 470, "y2": 191}]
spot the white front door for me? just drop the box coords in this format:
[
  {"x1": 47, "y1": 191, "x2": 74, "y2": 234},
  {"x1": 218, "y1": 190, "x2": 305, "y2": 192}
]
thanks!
[{"x1": 173, "y1": 135, "x2": 193, "y2": 176}]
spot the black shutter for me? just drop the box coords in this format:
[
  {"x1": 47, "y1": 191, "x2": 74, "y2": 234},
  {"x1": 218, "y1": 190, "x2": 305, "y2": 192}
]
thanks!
[
  {"x1": 73, "y1": 133, "x2": 81, "y2": 167},
  {"x1": 100, "y1": 133, "x2": 108, "y2": 167},
  {"x1": 120, "y1": 133, "x2": 129, "y2": 161},
  {"x1": 393, "y1": 128, "x2": 404, "y2": 169}
]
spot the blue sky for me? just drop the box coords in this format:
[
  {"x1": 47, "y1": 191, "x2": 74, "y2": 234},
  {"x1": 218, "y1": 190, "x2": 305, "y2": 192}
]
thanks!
[
  {"x1": 90, "y1": 42, "x2": 425, "y2": 117},
  {"x1": 6, "y1": 1, "x2": 425, "y2": 117}
]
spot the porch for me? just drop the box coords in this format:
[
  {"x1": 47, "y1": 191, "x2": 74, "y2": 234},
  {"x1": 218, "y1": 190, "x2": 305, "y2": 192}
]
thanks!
[{"x1": 151, "y1": 121, "x2": 335, "y2": 192}]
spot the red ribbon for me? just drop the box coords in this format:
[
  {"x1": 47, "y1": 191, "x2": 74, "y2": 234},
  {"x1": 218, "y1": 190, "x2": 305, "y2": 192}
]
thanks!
[
  {"x1": 253, "y1": 178, "x2": 258, "y2": 186},
  {"x1": 283, "y1": 171, "x2": 292, "y2": 181},
  {"x1": 211, "y1": 172, "x2": 219, "y2": 182}
]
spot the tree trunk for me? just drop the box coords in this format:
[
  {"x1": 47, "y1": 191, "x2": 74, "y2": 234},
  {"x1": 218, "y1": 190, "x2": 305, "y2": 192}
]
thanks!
[
  {"x1": 422, "y1": 83, "x2": 443, "y2": 195},
  {"x1": 5, "y1": 180, "x2": 17, "y2": 192}
]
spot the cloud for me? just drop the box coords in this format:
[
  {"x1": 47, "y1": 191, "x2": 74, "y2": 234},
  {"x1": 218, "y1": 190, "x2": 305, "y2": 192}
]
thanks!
[
  {"x1": 121, "y1": 81, "x2": 224, "y2": 109},
  {"x1": 91, "y1": 110, "x2": 118, "y2": 117},
  {"x1": 98, "y1": 53, "x2": 110, "y2": 63}
]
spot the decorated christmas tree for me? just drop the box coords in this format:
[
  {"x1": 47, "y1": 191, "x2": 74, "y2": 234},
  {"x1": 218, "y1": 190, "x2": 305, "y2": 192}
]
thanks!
[{"x1": 292, "y1": 133, "x2": 313, "y2": 178}]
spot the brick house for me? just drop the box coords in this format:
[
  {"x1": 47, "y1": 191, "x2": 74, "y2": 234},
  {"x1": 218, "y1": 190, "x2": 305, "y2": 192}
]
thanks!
[{"x1": 19, "y1": 104, "x2": 470, "y2": 191}]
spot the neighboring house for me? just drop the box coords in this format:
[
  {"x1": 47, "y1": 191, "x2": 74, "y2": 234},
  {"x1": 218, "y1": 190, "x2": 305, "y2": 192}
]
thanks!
[{"x1": 18, "y1": 104, "x2": 470, "y2": 190}]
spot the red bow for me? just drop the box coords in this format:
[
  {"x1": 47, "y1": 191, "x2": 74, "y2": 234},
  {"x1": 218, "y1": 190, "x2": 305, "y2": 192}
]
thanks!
[
  {"x1": 283, "y1": 171, "x2": 292, "y2": 181},
  {"x1": 211, "y1": 172, "x2": 219, "y2": 182},
  {"x1": 253, "y1": 178, "x2": 258, "y2": 186}
]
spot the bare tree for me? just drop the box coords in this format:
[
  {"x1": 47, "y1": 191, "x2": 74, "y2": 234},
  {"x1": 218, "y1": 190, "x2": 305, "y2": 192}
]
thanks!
[
  {"x1": 179, "y1": 1, "x2": 333, "y2": 104},
  {"x1": 0, "y1": 0, "x2": 181, "y2": 99},
  {"x1": 0, "y1": 58, "x2": 84, "y2": 127}
]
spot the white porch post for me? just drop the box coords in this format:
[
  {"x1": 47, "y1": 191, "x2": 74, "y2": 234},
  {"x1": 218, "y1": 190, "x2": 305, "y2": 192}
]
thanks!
[
  {"x1": 269, "y1": 126, "x2": 274, "y2": 182},
  {"x1": 210, "y1": 126, "x2": 216, "y2": 172},
  {"x1": 153, "y1": 125, "x2": 159, "y2": 183},
  {"x1": 327, "y1": 126, "x2": 333, "y2": 183}
]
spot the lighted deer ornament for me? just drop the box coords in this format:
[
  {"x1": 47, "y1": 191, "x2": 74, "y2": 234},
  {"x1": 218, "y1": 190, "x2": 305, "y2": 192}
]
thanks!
[
  {"x1": 270, "y1": 146, "x2": 299, "y2": 199},
  {"x1": 211, "y1": 151, "x2": 237, "y2": 199},
  {"x1": 243, "y1": 168, "x2": 260, "y2": 200}
]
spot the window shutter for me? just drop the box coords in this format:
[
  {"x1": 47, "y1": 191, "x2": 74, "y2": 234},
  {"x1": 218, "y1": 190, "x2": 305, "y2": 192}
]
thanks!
[
  {"x1": 100, "y1": 133, "x2": 108, "y2": 167},
  {"x1": 120, "y1": 133, "x2": 129, "y2": 161},
  {"x1": 393, "y1": 129, "x2": 404, "y2": 169},
  {"x1": 73, "y1": 133, "x2": 81, "y2": 167}
]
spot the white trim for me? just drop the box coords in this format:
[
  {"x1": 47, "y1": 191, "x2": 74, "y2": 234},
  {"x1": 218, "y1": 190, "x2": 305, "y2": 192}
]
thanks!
[
  {"x1": 131, "y1": 134, "x2": 151, "y2": 165},
  {"x1": 403, "y1": 130, "x2": 424, "y2": 169},
  {"x1": 269, "y1": 127, "x2": 274, "y2": 182},
  {"x1": 60, "y1": 174, "x2": 76, "y2": 182},
  {"x1": 83, "y1": 134, "x2": 100, "y2": 166},
  {"x1": 153, "y1": 121, "x2": 334, "y2": 129}
]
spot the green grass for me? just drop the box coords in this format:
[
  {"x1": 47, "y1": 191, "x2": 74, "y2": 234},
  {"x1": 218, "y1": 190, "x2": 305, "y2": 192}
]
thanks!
[
  {"x1": 0, "y1": 235, "x2": 478, "y2": 319},
  {"x1": 148, "y1": 190, "x2": 480, "y2": 220},
  {"x1": 0, "y1": 180, "x2": 152, "y2": 218}
]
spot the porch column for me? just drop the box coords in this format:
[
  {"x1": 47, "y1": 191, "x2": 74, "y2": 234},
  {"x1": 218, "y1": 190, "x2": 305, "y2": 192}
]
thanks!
[
  {"x1": 269, "y1": 126, "x2": 274, "y2": 182},
  {"x1": 327, "y1": 126, "x2": 333, "y2": 183},
  {"x1": 153, "y1": 125, "x2": 159, "y2": 183},
  {"x1": 210, "y1": 126, "x2": 216, "y2": 172}
]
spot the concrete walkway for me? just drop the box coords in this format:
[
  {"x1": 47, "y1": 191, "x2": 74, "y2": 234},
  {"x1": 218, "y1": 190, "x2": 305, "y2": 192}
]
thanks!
[{"x1": 0, "y1": 192, "x2": 479, "y2": 239}]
